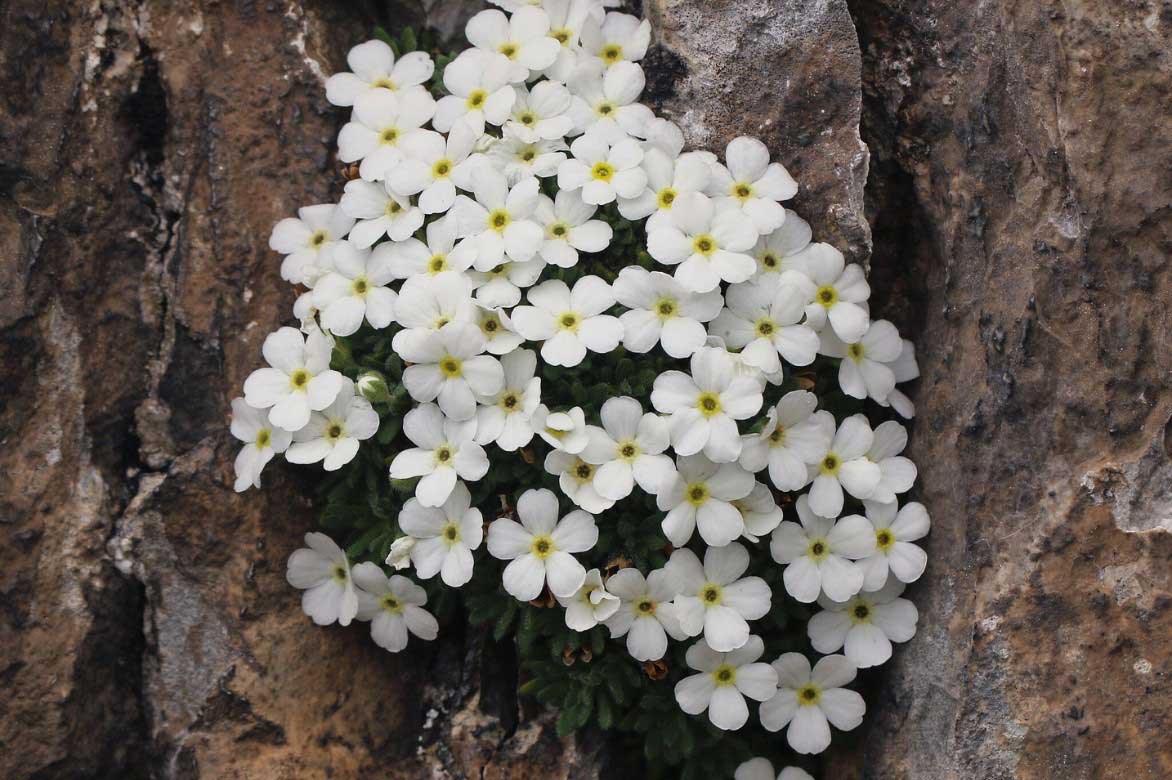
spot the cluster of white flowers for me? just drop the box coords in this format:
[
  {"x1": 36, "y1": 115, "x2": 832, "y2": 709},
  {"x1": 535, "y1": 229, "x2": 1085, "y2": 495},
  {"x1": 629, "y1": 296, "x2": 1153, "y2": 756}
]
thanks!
[{"x1": 231, "y1": 0, "x2": 929, "y2": 764}]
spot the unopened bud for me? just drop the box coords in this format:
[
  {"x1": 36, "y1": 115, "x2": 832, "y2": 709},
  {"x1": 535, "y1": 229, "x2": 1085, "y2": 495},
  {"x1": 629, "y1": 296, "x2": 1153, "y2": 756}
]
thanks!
[
  {"x1": 385, "y1": 536, "x2": 415, "y2": 570},
  {"x1": 357, "y1": 371, "x2": 391, "y2": 403}
]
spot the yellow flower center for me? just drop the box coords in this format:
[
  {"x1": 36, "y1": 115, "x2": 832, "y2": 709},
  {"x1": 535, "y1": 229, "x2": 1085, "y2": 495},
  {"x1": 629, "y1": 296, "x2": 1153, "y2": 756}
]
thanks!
[
  {"x1": 379, "y1": 593, "x2": 403, "y2": 614},
  {"x1": 371, "y1": 76, "x2": 397, "y2": 90},
  {"x1": 255, "y1": 429, "x2": 271, "y2": 448},
  {"x1": 428, "y1": 254, "x2": 448, "y2": 274},
  {"x1": 816, "y1": 285, "x2": 839, "y2": 307},
  {"x1": 850, "y1": 600, "x2": 874, "y2": 624},
  {"x1": 499, "y1": 391, "x2": 520, "y2": 411},
  {"x1": 289, "y1": 368, "x2": 310, "y2": 390},
  {"x1": 519, "y1": 147, "x2": 537, "y2": 162},
  {"x1": 685, "y1": 482, "x2": 710, "y2": 507},
  {"x1": 733, "y1": 182, "x2": 754, "y2": 201},
  {"x1": 797, "y1": 684, "x2": 822, "y2": 706},
  {"x1": 657, "y1": 187, "x2": 677, "y2": 209},
  {"x1": 820, "y1": 453, "x2": 841, "y2": 475},
  {"x1": 351, "y1": 276, "x2": 370, "y2": 297},
  {"x1": 655, "y1": 298, "x2": 677, "y2": 320},
  {"x1": 697, "y1": 392, "x2": 722, "y2": 418},
  {"x1": 618, "y1": 440, "x2": 640, "y2": 462},
  {"x1": 378, "y1": 126, "x2": 400, "y2": 145},
  {"x1": 309, "y1": 229, "x2": 329, "y2": 248},
  {"x1": 489, "y1": 209, "x2": 511, "y2": 232},
  {"x1": 466, "y1": 89, "x2": 487, "y2": 109},
  {"x1": 432, "y1": 159, "x2": 453, "y2": 178},
  {"x1": 635, "y1": 597, "x2": 656, "y2": 615},
  {"x1": 876, "y1": 528, "x2": 895, "y2": 551},
  {"x1": 434, "y1": 445, "x2": 453, "y2": 464},
  {"x1": 558, "y1": 312, "x2": 580, "y2": 332},
  {"x1": 754, "y1": 317, "x2": 777, "y2": 337},
  {"x1": 518, "y1": 111, "x2": 537, "y2": 126},
  {"x1": 384, "y1": 199, "x2": 403, "y2": 216},
  {"x1": 571, "y1": 459, "x2": 595, "y2": 483},
  {"x1": 548, "y1": 221, "x2": 570, "y2": 239},
  {"x1": 713, "y1": 664, "x2": 737, "y2": 686},
  {"x1": 331, "y1": 564, "x2": 348, "y2": 584},
  {"x1": 591, "y1": 161, "x2": 615, "y2": 181},
  {"x1": 848, "y1": 342, "x2": 866, "y2": 362},
  {"x1": 441, "y1": 522, "x2": 462, "y2": 546},
  {"x1": 701, "y1": 583, "x2": 723, "y2": 605},
  {"x1": 595, "y1": 100, "x2": 616, "y2": 117},
  {"x1": 807, "y1": 537, "x2": 829, "y2": 561},
  {"x1": 600, "y1": 44, "x2": 623, "y2": 63},
  {"x1": 481, "y1": 314, "x2": 501, "y2": 336},
  {"x1": 759, "y1": 251, "x2": 779, "y2": 270},
  {"x1": 439, "y1": 355, "x2": 462, "y2": 378},
  {"x1": 498, "y1": 42, "x2": 519, "y2": 59},
  {"x1": 693, "y1": 234, "x2": 716, "y2": 256},
  {"x1": 530, "y1": 534, "x2": 556, "y2": 559},
  {"x1": 551, "y1": 28, "x2": 571, "y2": 45},
  {"x1": 326, "y1": 422, "x2": 344, "y2": 441}
]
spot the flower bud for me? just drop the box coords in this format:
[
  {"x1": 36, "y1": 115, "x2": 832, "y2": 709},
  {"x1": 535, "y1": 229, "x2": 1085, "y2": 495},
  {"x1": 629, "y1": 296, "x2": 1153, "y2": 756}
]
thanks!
[
  {"x1": 356, "y1": 370, "x2": 391, "y2": 403},
  {"x1": 385, "y1": 536, "x2": 415, "y2": 570}
]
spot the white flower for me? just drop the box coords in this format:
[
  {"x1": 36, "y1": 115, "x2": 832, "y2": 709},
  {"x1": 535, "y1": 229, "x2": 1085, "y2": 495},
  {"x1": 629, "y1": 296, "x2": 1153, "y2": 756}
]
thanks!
[
  {"x1": 613, "y1": 266, "x2": 722, "y2": 359},
  {"x1": 579, "y1": 11, "x2": 650, "y2": 69},
  {"x1": 293, "y1": 290, "x2": 319, "y2": 332},
  {"x1": 856, "y1": 500, "x2": 929, "y2": 591},
  {"x1": 505, "y1": 80, "x2": 575, "y2": 142},
  {"x1": 675, "y1": 637, "x2": 778, "y2": 732},
  {"x1": 557, "y1": 568, "x2": 620, "y2": 631},
  {"x1": 618, "y1": 149, "x2": 712, "y2": 232},
  {"x1": 338, "y1": 180, "x2": 424, "y2": 247},
  {"x1": 380, "y1": 217, "x2": 478, "y2": 280},
  {"x1": 388, "y1": 403, "x2": 489, "y2": 506},
  {"x1": 338, "y1": 89, "x2": 436, "y2": 182},
  {"x1": 475, "y1": 348, "x2": 542, "y2": 451},
  {"x1": 750, "y1": 210, "x2": 812, "y2": 278},
  {"x1": 579, "y1": 396, "x2": 675, "y2": 500},
  {"x1": 542, "y1": 0, "x2": 598, "y2": 81},
  {"x1": 465, "y1": 7, "x2": 561, "y2": 83},
  {"x1": 453, "y1": 170, "x2": 545, "y2": 269},
  {"x1": 393, "y1": 271, "x2": 478, "y2": 333},
  {"x1": 270, "y1": 204, "x2": 354, "y2": 286},
  {"x1": 393, "y1": 322, "x2": 504, "y2": 421},
  {"x1": 651, "y1": 346, "x2": 763, "y2": 462},
  {"x1": 782, "y1": 243, "x2": 870, "y2": 342},
  {"x1": 657, "y1": 454, "x2": 755, "y2": 547},
  {"x1": 808, "y1": 579, "x2": 919, "y2": 668},
  {"x1": 230, "y1": 398, "x2": 291, "y2": 492},
  {"x1": 532, "y1": 404, "x2": 589, "y2": 453},
  {"x1": 735, "y1": 758, "x2": 814, "y2": 780},
  {"x1": 804, "y1": 414, "x2": 882, "y2": 517},
  {"x1": 485, "y1": 129, "x2": 568, "y2": 184},
  {"x1": 819, "y1": 319, "x2": 903, "y2": 402},
  {"x1": 878, "y1": 338, "x2": 919, "y2": 419},
  {"x1": 487, "y1": 488, "x2": 598, "y2": 600},
  {"x1": 545, "y1": 449, "x2": 615, "y2": 513},
  {"x1": 433, "y1": 50, "x2": 517, "y2": 134},
  {"x1": 286, "y1": 532, "x2": 358, "y2": 626},
  {"x1": 706, "y1": 136, "x2": 797, "y2": 234},
  {"x1": 311, "y1": 241, "x2": 397, "y2": 336},
  {"x1": 352, "y1": 563, "x2": 439, "y2": 652},
  {"x1": 397, "y1": 481, "x2": 484, "y2": 587},
  {"x1": 325, "y1": 40, "x2": 434, "y2": 106},
  {"x1": 770, "y1": 495, "x2": 876, "y2": 603},
  {"x1": 468, "y1": 259, "x2": 545, "y2": 308},
  {"x1": 243, "y1": 326, "x2": 344, "y2": 432},
  {"x1": 534, "y1": 190, "x2": 614, "y2": 268},
  {"x1": 286, "y1": 379, "x2": 379, "y2": 470},
  {"x1": 386, "y1": 536, "x2": 415, "y2": 570},
  {"x1": 864, "y1": 418, "x2": 917, "y2": 504},
  {"x1": 734, "y1": 482, "x2": 785, "y2": 541},
  {"x1": 710, "y1": 276, "x2": 820, "y2": 374},
  {"x1": 604, "y1": 567, "x2": 685, "y2": 661},
  {"x1": 557, "y1": 132, "x2": 647, "y2": 205},
  {"x1": 667, "y1": 543, "x2": 771, "y2": 652},
  {"x1": 760, "y1": 653, "x2": 865, "y2": 754},
  {"x1": 477, "y1": 306, "x2": 526, "y2": 355},
  {"x1": 386, "y1": 122, "x2": 481, "y2": 214},
  {"x1": 647, "y1": 193, "x2": 757, "y2": 292},
  {"x1": 739, "y1": 392, "x2": 831, "y2": 492},
  {"x1": 510, "y1": 276, "x2": 623, "y2": 367},
  {"x1": 567, "y1": 61, "x2": 654, "y2": 142}
]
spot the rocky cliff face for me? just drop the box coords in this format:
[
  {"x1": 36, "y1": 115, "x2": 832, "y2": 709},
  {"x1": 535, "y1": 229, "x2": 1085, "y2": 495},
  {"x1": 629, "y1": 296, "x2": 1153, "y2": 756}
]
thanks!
[{"x1": 0, "y1": 1, "x2": 1167, "y2": 779}]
